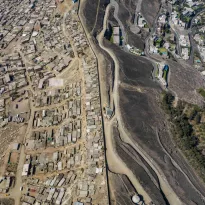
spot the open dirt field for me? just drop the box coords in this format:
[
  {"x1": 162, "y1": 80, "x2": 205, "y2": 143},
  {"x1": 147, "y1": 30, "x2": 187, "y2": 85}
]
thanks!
[
  {"x1": 108, "y1": 171, "x2": 137, "y2": 205},
  {"x1": 81, "y1": 0, "x2": 109, "y2": 35},
  {"x1": 141, "y1": 0, "x2": 161, "y2": 26},
  {"x1": 0, "y1": 198, "x2": 15, "y2": 205},
  {"x1": 6, "y1": 97, "x2": 30, "y2": 122},
  {"x1": 112, "y1": 125, "x2": 169, "y2": 204},
  {"x1": 167, "y1": 60, "x2": 205, "y2": 106},
  {"x1": 110, "y1": 43, "x2": 205, "y2": 203},
  {"x1": 9, "y1": 152, "x2": 19, "y2": 164}
]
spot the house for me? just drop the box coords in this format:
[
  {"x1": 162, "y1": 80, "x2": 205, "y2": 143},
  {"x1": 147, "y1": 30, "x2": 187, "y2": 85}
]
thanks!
[
  {"x1": 105, "y1": 107, "x2": 113, "y2": 119},
  {"x1": 113, "y1": 26, "x2": 120, "y2": 45},
  {"x1": 181, "y1": 48, "x2": 189, "y2": 60},
  {"x1": 74, "y1": 202, "x2": 84, "y2": 205},
  {"x1": 22, "y1": 164, "x2": 30, "y2": 176}
]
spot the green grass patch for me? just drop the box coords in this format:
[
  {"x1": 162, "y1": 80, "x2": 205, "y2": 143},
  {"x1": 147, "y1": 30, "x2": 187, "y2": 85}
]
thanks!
[
  {"x1": 110, "y1": 35, "x2": 113, "y2": 43},
  {"x1": 158, "y1": 47, "x2": 167, "y2": 53},
  {"x1": 163, "y1": 69, "x2": 168, "y2": 81},
  {"x1": 144, "y1": 24, "x2": 149, "y2": 28},
  {"x1": 161, "y1": 92, "x2": 205, "y2": 183},
  {"x1": 198, "y1": 88, "x2": 205, "y2": 98},
  {"x1": 155, "y1": 68, "x2": 159, "y2": 77}
]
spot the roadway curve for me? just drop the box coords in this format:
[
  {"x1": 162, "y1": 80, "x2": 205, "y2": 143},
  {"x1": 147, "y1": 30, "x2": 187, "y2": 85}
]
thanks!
[
  {"x1": 78, "y1": 0, "x2": 152, "y2": 203},
  {"x1": 97, "y1": 1, "x2": 205, "y2": 204},
  {"x1": 96, "y1": 3, "x2": 183, "y2": 205}
]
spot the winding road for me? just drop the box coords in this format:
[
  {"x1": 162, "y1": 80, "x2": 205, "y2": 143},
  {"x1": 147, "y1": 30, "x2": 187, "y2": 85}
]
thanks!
[
  {"x1": 79, "y1": 0, "x2": 205, "y2": 204},
  {"x1": 96, "y1": 3, "x2": 183, "y2": 205}
]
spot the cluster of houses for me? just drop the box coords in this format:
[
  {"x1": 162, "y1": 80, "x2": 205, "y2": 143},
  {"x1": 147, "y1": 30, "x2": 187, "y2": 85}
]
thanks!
[
  {"x1": 65, "y1": 12, "x2": 89, "y2": 56},
  {"x1": 81, "y1": 56, "x2": 108, "y2": 203},
  {"x1": 34, "y1": 82, "x2": 81, "y2": 107},
  {"x1": 65, "y1": 7, "x2": 108, "y2": 205},
  {"x1": 21, "y1": 171, "x2": 78, "y2": 205},
  {"x1": 179, "y1": 35, "x2": 190, "y2": 60},
  {"x1": 34, "y1": 83, "x2": 81, "y2": 107},
  {"x1": 83, "y1": 57, "x2": 105, "y2": 168},
  {"x1": 148, "y1": 0, "x2": 205, "y2": 61},
  {"x1": 1, "y1": 0, "x2": 75, "y2": 91},
  {"x1": 26, "y1": 120, "x2": 81, "y2": 150},
  {"x1": 0, "y1": 0, "x2": 67, "y2": 51},
  {"x1": 0, "y1": 0, "x2": 26, "y2": 48},
  {"x1": 169, "y1": 0, "x2": 205, "y2": 29},
  {"x1": 0, "y1": 53, "x2": 28, "y2": 95},
  {"x1": 0, "y1": 53, "x2": 28, "y2": 126},
  {"x1": 0, "y1": 0, "x2": 108, "y2": 204},
  {"x1": 0, "y1": 143, "x2": 20, "y2": 193},
  {"x1": 21, "y1": 167, "x2": 97, "y2": 205},
  {"x1": 26, "y1": 56, "x2": 72, "y2": 90},
  {"x1": 33, "y1": 106, "x2": 68, "y2": 128},
  {"x1": 33, "y1": 95, "x2": 81, "y2": 128},
  {"x1": 22, "y1": 145, "x2": 83, "y2": 177},
  {"x1": 167, "y1": 0, "x2": 205, "y2": 60},
  {"x1": 149, "y1": 10, "x2": 176, "y2": 58},
  {"x1": 194, "y1": 27, "x2": 205, "y2": 64}
]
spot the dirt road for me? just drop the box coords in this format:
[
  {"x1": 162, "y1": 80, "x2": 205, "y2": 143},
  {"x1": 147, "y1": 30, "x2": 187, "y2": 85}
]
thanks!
[
  {"x1": 96, "y1": 3, "x2": 183, "y2": 205},
  {"x1": 10, "y1": 145, "x2": 25, "y2": 205}
]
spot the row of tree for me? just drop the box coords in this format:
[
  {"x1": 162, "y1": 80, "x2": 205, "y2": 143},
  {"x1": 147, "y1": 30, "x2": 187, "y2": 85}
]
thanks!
[{"x1": 162, "y1": 92, "x2": 205, "y2": 181}]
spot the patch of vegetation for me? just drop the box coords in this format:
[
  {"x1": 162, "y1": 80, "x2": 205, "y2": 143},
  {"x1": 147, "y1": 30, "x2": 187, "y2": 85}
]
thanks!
[
  {"x1": 144, "y1": 24, "x2": 149, "y2": 28},
  {"x1": 162, "y1": 69, "x2": 168, "y2": 81},
  {"x1": 161, "y1": 92, "x2": 205, "y2": 182},
  {"x1": 155, "y1": 68, "x2": 159, "y2": 77},
  {"x1": 197, "y1": 88, "x2": 205, "y2": 98},
  {"x1": 181, "y1": 15, "x2": 191, "y2": 23},
  {"x1": 158, "y1": 47, "x2": 167, "y2": 53},
  {"x1": 110, "y1": 34, "x2": 114, "y2": 43}
]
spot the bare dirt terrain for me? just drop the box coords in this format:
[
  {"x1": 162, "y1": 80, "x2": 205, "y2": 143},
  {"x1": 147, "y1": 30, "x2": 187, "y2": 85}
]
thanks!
[
  {"x1": 81, "y1": 0, "x2": 109, "y2": 35},
  {"x1": 112, "y1": 125, "x2": 169, "y2": 204},
  {"x1": 108, "y1": 172, "x2": 137, "y2": 205},
  {"x1": 141, "y1": 0, "x2": 161, "y2": 26},
  {"x1": 113, "y1": 46, "x2": 205, "y2": 204},
  {"x1": 167, "y1": 60, "x2": 205, "y2": 105},
  {"x1": 80, "y1": 0, "x2": 205, "y2": 204}
]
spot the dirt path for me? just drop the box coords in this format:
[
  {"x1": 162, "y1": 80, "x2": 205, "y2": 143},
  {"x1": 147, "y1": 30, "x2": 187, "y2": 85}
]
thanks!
[
  {"x1": 91, "y1": 0, "x2": 101, "y2": 34},
  {"x1": 104, "y1": 117, "x2": 152, "y2": 203},
  {"x1": 10, "y1": 145, "x2": 25, "y2": 205},
  {"x1": 78, "y1": 0, "x2": 152, "y2": 203},
  {"x1": 96, "y1": 3, "x2": 183, "y2": 205}
]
